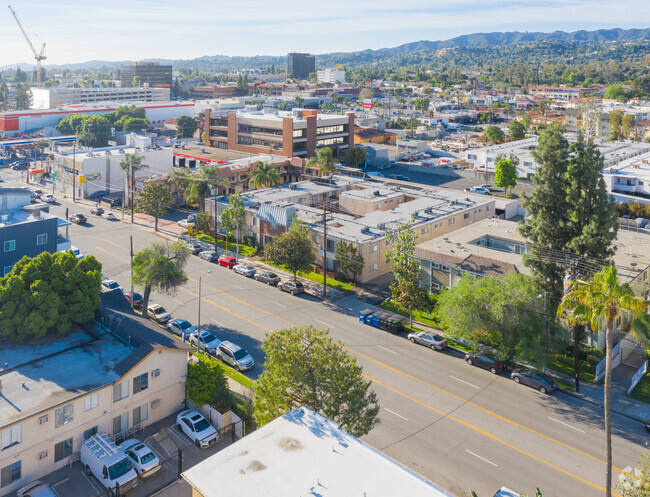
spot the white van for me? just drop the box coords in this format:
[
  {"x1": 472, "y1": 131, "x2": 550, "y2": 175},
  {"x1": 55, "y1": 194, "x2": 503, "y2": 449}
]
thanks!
[
  {"x1": 367, "y1": 172, "x2": 384, "y2": 178},
  {"x1": 80, "y1": 433, "x2": 138, "y2": 496}
]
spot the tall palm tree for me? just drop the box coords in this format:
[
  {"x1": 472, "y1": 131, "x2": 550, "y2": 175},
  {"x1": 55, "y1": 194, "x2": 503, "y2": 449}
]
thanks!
[
  {"x1": 249, "y1": 161, "x2": 281, "y2": 189},
  {"x1": 307, "y1": 147, "x2": 337, "y2": 176},
  {"x1": 169, "y1": 163, "x2": 228, "y2": 211},
  {"x1": 119, "y1": 154, "x2": 149, "y2": 223},
  {"x1": 558, "y1": 266, "x2": 649, "y2": 497},
  {"x1": 34, "y1": 138, "x2": 49, "y2": 172}
]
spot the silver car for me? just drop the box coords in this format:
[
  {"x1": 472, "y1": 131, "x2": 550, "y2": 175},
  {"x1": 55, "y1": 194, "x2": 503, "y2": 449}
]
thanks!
[
  {"x1": 217, "y1": 341, "x2": 254, "y2": 371},
  {"x1": 189, "y1": 330, "x2": 221, "y2": 354},
  {"x1": 199, "y1": 250, "x2": 218, "y2": 262},
  {"x1": 233, "y1": 264, "x2": 256, "y2": 277},
  {"x1": 407, "y1": 331, "x2": 447, "y2": 350}
]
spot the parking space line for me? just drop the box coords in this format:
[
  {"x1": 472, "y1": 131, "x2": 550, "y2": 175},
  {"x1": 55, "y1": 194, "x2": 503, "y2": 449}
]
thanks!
[
  {"x1": 465, "y1": 449, "x2": 498, "y2": 467},
  {"x1": 384, "y1": 407, "x2": 408, "y2": 421},
  {"x1": 211, "y1": 318, "x2": 224, "y2": 326},
  {"x1": 315, "y1": 319, "x2": 334, "y2": 328},
  {"x1": 82, "y1": 470, "x2": 104, "y2": 492},
  {"x1": 174, "y1": 299, "x2": 184, "y2": 305},
  {"x1": 52, "y1": 477, "x2": 69, "y2": 488},
  {"x1": 270, "y1": 300, "x2": 286, "y2": 308},
  {"x1": 449, "y1": 375, "x2": 479, "y2": 389},
  {"x1": 232, "y1": 284, "x2": 243, "y2": 290},
  {"x1": 378, "y1": 345, "x2": 397, "y2": 355},
  {"x1": 547, "y1": 416, "x2": 586, "y2": 434}
]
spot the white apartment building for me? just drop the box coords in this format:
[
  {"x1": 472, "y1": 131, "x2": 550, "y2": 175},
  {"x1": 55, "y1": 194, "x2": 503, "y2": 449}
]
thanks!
[
  {"x1": 317, "y1": 69, "x2": 346, "y2": 84},
  {"x1": 31, "y1": 87, "x2": 171, "y2": 110},
  {"x1": 0, "y1": 291, "x2": 190, "y2": 495}
]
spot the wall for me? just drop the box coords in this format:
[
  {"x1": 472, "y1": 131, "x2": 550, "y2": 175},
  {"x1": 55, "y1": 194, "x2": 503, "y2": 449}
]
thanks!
[{"x1": 0, "y1": 217, "x2": 58, "y2": 273}]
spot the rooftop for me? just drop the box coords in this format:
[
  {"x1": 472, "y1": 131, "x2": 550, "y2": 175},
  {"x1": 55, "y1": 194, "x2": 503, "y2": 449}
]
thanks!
[{"x1": 182, "y1": 407, "x2": 452, "y2": 497}]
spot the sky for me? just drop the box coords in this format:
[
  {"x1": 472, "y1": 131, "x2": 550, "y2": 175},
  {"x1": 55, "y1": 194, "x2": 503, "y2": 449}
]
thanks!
[{"x1": 1, "y1": 0, "x2": 649, "y2": 68}]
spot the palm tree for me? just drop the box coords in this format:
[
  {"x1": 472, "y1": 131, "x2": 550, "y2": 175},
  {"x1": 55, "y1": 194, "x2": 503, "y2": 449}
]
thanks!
[
  {"x1": 307, "y1": 147, "x2": 337, "y2": 176},
  {"x1": 293, "y1": 96, "x2": 305, "y2": 108},
  {"x1": 119, "y1": 154, "x2": 149, "y2": 223},
  {"x1": 249, "y1": 161, "x2": 281, "y2": 189},
  {"x1": 557, "y1": 266, "x2": 649, "y2": 497},
  {"x1": 34, "y1": 138, "x2": 49, "y2": 172},
  {"x1": 169, "y1": 163, "x2": 228, "y2": 211}
]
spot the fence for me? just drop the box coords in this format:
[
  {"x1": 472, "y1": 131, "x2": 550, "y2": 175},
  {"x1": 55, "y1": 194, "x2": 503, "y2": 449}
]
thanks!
[
  {"x1": 628, "y1": 360, "x2": 649, "y2": 395},
  {"x1": 595, "y1": 341, "x2": 621, "y2": 383}
]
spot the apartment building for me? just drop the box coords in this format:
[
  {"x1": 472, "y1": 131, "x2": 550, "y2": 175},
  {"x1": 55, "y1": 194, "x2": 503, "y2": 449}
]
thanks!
[
  {"x1": 528, "y1": 86, "x2": 597, "y2": 101},
  {"x1": 287, "y1": 53, "x2": 315, "y2": 80},
  {"x1": 204, "y1": 107, "x2": 354, "y2": 159},
  {"x1": 120, "y1": 62, "x2": 172, "y2": 89},
  {"x1": 0, "y1": 291, "x2": 191, "y2": 495},
  {"x1": 317, "y1": 68, "x2": 346, "y2": 84},
  {"x1": 0, "y1": 188, "x2": 71, "y2": 276},
  {"x1": 31, "y1": 87, "x2": 170, "y2": 110}
]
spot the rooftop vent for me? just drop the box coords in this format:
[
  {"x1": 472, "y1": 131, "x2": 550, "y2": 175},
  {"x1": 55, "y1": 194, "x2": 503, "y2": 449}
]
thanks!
[{"x1": 373, "y1": 190, "x2": 381, "y2": 196}]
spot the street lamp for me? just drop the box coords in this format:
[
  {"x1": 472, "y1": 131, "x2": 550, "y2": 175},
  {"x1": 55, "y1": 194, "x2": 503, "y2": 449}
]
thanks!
[{"x1": 197, "y1": 270, "x2": 213, "y2": 352}]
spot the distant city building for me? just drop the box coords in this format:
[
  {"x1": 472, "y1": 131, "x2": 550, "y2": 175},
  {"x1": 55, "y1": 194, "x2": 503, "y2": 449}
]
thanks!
[
  {"x1": 120, "y1": 62, "x2": 172, "y2": 89},
  {"x1": 317, "y1": 68, "x2": 345, "y2": 84},
  {"x1": 287, "y1": 52, "x2": 315, "y2": 80},
  {"x1": 527, "y1": 86, "x2": 598, "y2": 101},
  {"x1": 31, "y1": 87, "x2": 170, "y2": 109},
  {"x1": 189, "y1": 85, "x2": 238, "y2": 99}
]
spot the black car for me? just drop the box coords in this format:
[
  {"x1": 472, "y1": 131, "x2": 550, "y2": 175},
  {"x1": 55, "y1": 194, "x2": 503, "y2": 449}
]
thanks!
[
  {"x1": 465, "y1": 352, "x2": 508, "y2": 374},
  {"x1": 255, "y1": 271, "x2": 281, "y2": 286},
  {"x1": 510, "y1": 368, "x2": 557, "y2": 394},
  {"x1": 69, "y1": 213, "x2": 87, "y2": 224},
  {"x1": 278, "y1": 280, "x2": 304, "y2": 295},
  {"x1": 90, "y1": 206, "x2": 104, "y2": 216},
  {"x1": 11, "y1": 162, "x2": 29, "y2": 170}
]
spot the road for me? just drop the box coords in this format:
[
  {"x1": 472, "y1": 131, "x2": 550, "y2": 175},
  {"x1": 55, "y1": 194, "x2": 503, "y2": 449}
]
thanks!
[{"x1": 2, "y1": 169, "x2": 648, "y2": 497}]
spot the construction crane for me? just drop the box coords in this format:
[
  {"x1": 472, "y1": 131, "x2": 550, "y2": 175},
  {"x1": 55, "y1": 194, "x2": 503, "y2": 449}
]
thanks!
[{"x1": 8, "y1": 4, "x2": 46, "y2": 88}]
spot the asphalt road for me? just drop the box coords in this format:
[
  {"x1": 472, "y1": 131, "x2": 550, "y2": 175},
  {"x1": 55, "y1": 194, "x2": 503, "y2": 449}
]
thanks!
[{"x1": 2, "y1": 168, "x2": 648, "y2": 497}]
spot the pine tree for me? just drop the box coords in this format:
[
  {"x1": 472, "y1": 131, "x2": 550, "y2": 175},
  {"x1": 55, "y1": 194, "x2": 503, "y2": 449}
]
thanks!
[{"x1": 14, "y1": 82, "x2": 33, "y2": 110}]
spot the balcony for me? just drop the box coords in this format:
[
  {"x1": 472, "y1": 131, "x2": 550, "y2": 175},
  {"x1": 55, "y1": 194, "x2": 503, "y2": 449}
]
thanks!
[{"x1": 57, "y1": 233, "x2": 71, "y2": 252}]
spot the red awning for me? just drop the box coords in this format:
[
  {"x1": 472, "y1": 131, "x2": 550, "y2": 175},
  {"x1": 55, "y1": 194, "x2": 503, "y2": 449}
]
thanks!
[{"x1": 29, "y1": 168, "x2": 45, "y2": 174}]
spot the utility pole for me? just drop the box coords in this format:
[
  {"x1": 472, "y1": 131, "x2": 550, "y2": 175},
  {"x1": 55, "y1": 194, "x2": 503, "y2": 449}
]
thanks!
[
  {"x1": 72, "y1": 142, "x2": 76, "y2": 202},
  {"x1": 130, "y1": 235, "x2": 134, "y2": 301},
  {"x1": 213, "y1": 197, "x2": 218, "y2": 255},
  {"x1": 322, "y1": 203, "x2": 328, "y2": 301}
]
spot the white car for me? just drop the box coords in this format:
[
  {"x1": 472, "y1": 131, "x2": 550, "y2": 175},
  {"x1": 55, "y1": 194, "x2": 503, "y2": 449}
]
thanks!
[
  {"x1": 120, "y1": 439, "x2": 161, "y2": 478},
  {"x1": 176, "y1": 410, "x2": 219, "y2": 448},
  {"x1": 102, "y1": 212, "x2": 116, "y2": 220},
  {"x1": 189, "y1": 330, "x2": 221, "y2": 354},
  {"x1": 101, "y1": 279, "x2": 123, "y2": 293},
  {"x1": 147, "y1": 303, "x2": 171, "y2": 323},
  {"x1": 17, "y1": 481, "x2": 58, "y2": 497},
  {"x1": 40, "y1": 193, "x2": 55, "y2": 203},
  {"x1": 178, "y1": 218, "x2": 196, "y2": 228},
  {"x1": 233, "y1": 264, "x2": 256, "y2": 277},
  {"x1": 464, "y1": 187, "x2": 491, "y2": 195}
]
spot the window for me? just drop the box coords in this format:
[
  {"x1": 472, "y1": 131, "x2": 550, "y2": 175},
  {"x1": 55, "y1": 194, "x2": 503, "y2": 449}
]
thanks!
[
  {"x1": 133, "y1": 373, "x2": 148, "y2": 394},
  {"x1": 421, "y1": 227, "x2": 429, "y2": 234},
  {"x1": 3, "y1": 240, "x2": 15, "y2": 252},
  {"x1": 449, "y1": 218, "x2": 455, "y2": 225},
  {"x1": 369, "y1": 244, "x2": 378, "y2": 253},
  {"x1": 1, "y1": 425, "x2": 21, "y2": 451},
  {"x1": 468, "y1": 154, "x2": 477, "y2": 160},
  {"x1": 83, "y1": 426, "x2": 98, "y2": 440},
  {"x1": 326, "y1": 239, "x2": 336, "y2": 252},
  {"x1": 37, "y1": 234, "x2": 48, "y2": 245},
  {"x1": 486, "y1": 205, "x2": 492, "y2": 212},
  {"x1": 113, "y1": 413, "x2": 129, "y2": 435},
  {"x1": 375, "y1": 204, "x2": 381, "y2": 210},
  {"x1": 133, "y1": 404, "x2": 148, "y2": 425},
  {"x1": 113, "y1": 381, "x2": 129, "y2": 403},
  {"x1": 1, "y1": 461, "x2": 20, "y2": 488},
  {"x1": 54, "y1": 404, "x2": 73, "y2": 428},
  {"x1": 369, "y1": 264, "x2": 378, "y2": 272},
  {"x1": 3, "y1": 266, "x2": 12, "y2": 277},
  {"x1": 54, "y1": 438, "x2": 73, "y2": 462},
  {"x1": 464, "y1": 213, "x2": 470, "y2": 219},
  {"x1": 84, "y1": 393, "x2": 98, "y2": 412}
]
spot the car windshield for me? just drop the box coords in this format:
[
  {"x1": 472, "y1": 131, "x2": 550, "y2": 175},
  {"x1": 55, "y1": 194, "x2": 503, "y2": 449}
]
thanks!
[
  {"x1": 107, "y1": 282, "x2": 119, "y2": 289},
  {"x1": 140, "y1": 451, "x2": 156, "y2": 464},
  {"x1": 267, "y1": 273, "x2": 277, "y2": 278},
  {"x1": 433, "y1": 335, "x2": 444, "y2": 341},
  {"x1": 245, "y1": 266, "x2": 254, "y2": 270},
  {"x1": 193, "y1": 418, "x2": 211, "y2": 432},
  {"x1": 295, "y1": 283, "x2": 303, "y2": 289},
  {"x1": 108, "y1": 457, "x2": 133, "y2": 480},
  {"x1": 202, "y1": 332, "x2": 217, "y2": 342},
  {"x1": 154, "y1": 307, "x2": 167, "y2": 315},
  {"x1": 233, "y1": 349, "x2": 249, "y2": 360},
  {"x1": 133, "y1": 293, "x2": 142, "y2": 300},
  {"x1": 178, "y1": 320, "x2": 192, "y2": 330}
]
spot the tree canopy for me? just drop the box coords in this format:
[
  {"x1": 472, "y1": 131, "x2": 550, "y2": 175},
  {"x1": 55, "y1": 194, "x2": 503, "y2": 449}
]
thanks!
[
  {"x1": 254, "y1": 326, "x2": 380, "y2": 437},
  {"x1": 343, "y1": 146, "x2": 367, "y2": 169},
  {"x1": 485, "y1": 125, "x2": 505, "y2": 143},
  {"x1": 334, "y1": 240, "x2": 364, "y2": 282},
  {"x1": 176, "y1": 115, "x2": 198, "y2": 138},
  {"x1": 135, "y1": 181, "x2": 173, "y2": 231},
  {"x1": 307, "y1": 147, "x2": 338, "y2": 176},
  {"x1": 509, "y1": 119, "x2": 526, "y2": 139},
  {"x1": 186, "y1": 356, "x2": 228, "y2": 407},
  {"x1": 494, "y1": 154, "x2": 518, "y2": 195},
  {"x1": 249, "y1": 161, "x2": 281, "y2": 189},
  {"x1": 264, "y1": 221, "x2": 315, "y2": 281}
]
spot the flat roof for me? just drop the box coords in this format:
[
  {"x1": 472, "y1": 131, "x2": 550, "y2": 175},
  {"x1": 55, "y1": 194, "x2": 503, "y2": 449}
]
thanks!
[{"x1": 182, "y1": 407, "x2": 452, "y2": 497}]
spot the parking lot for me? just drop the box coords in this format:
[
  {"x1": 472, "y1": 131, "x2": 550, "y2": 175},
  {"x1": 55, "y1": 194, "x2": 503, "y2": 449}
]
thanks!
[{"x1": 15, "y1": 414, "x2": 235, "y2": 497}]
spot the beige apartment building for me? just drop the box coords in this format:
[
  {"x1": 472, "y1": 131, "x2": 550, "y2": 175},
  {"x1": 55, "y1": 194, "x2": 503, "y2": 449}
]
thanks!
[{"x1": 0, "y1": 291, "x2": 190, "y2": 495}]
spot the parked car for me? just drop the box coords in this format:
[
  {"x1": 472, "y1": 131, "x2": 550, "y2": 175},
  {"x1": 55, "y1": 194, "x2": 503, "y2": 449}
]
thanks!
[
  {"x1": 33, "y1": 189, "x2": 44, "y2": 198},
  {"x1": 40, "y1": 193, "x2": 56, "y2": 203},
  {"x1": 176, "y1": 410, "x2": 219, "y2": 448},
  {"x1": 167, "y1": 318, "x2": 196, "y2": 338},
  {"x1": 510, "y1": 368, "x2": 557, "y2": 394},
  {"x1": 189, "y1": 330, "x2": 221, "y2": 354},
  {"x1": 184, "y1": 242, "x2": 202, "y2": 255},
  {"x1": 478, "y1": 184, "x2": 493, "y2": 190},
  {"x1": 199, "y1": 250, "x2": 218, "y2": 262},
  {"x1": 147, "y1": 303, "x2": 171, "y2": 323},
  {"x1": 278, "y1": 280, "x2": 304, "y2": 296},
  {"x1": 645, "y1": 422, "x2": 650, "y2": 433},
  {"x1": 123, "y1": 291, "x2": 143, "y2": 308},
  {"x1": 218, "y1": 255, "x2": 237, "y2": 268},
  {"x1": 11, "y1": 162, "x2": 29, "y2": 170},
  {"x1": 217, "y1": 340, "x2": 254, "y2": 371},
  {"x1": 395, "y1": 175, "x2": 410, "y2": 181},
  {"x1": 102, "y1": 212, "x2": 116, "y2": 220},
  {"x1": 69, "y1": 213, "x2": 87, "y2": 224},
  {"x1": 120, "y1": 439, "x2": 161, "y2": 478},
  {"x1": 178, "y1": 218, "x2": 195, "y2": 228},
  {"x1": 101, "y1": 279, "x2": 123, "y2": 293},
  {"x1": 88, "y1": 190, "x2": 109, "y2": 199},
  {"x1": 465, "y1": 352, "x2": 508, "y2": 374},
  {"x1": 464, "y1": 187, "x2": 491, "y2": 195},
  {"x1": 81, "y1": 433, "x2": 138, "y2": 495},
  {"x1": 233, "y1": 264, "x2": 256, "y2": 277},
  {"x1": 90, "y1": 205, "x2": 104, "y2": 216},
  {"x1": 255, "y1": 271, "x2": 281, "y2": 286},
  {"x1": 17, "y1": 481, "x2": 58, "y2": 497},
  {"x1": 407, "y1": 331, "x2": 447, "y2": 351}
]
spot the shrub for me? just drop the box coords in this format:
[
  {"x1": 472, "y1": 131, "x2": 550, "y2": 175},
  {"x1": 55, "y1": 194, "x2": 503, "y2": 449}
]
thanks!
[{"x1": 242, "y1": 234, "x2": 257, "y2": 248}]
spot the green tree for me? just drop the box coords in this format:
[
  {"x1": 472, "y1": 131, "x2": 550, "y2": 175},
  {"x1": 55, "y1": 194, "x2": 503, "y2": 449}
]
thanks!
[
  {"x1": 34, "y1": 138, "x2": 49, "y2": 171},
  {"x1": 558, "y1": 266, "x2": 650, "y2": 497},
  {"x1": 186, "y1": 356, "x2": 228, "y2": 407},
  {"x1": 0, "y1": 81, "x2": 9, "y2": 111},
  {"x1": 135, "y1": 181, "x2": 173, "y2": 231},
  {"x1": 132, "y1": 241, "x2": 190, "y2": 317},
  {"x1": 485, "y1": 125, "x2": 505, "y2": 143},
  {"x1": 384, "y1": 221, "x2": 431, "y2": 326},
  {"x1": 609, "y1": 110, "x2": 624, "y2": 140},
  {"x1": 293, "y1": 96, "x2": 304, "y2": 108},
  {"x1": 0, "y1": 251, "x2": 102, "y2": 341},
  {"x1": 494, "y1": 154, "x2": 518, "y2": 195},
  {"x1": 521, "y1": 113, "x2": 532, "y2": 130},
  {"x1": 249, "y1": 160, "x2": 281, "y2": 189},
  {"x1": 119, "y1": 153, "x2": 149, "y2": 224},
  {"x1": 604, "y1": 84, "x2": 628, "y2": 102},
  {"x1": 509, "y1": 119, "x2": 526, "y2": 139},
  {"x1": 334, "y1": 240, "x2": 364, "y2": 282},
  {"x1": 14, "y1": 82, "x2": 33, "y2": 110},
  {"x1": 622, "y1": 114, "x2": 636, "y2": 140},
  {"x1": 264, "y1": 221, "x2": 314, "y2": 281},
  {"x1": 14, "y1": 67, "x2": 27, "y2": 83},
  {"x1": 343, "y1": 146, "x2": 367, "y2": 169},
  {"x1": 169, "y1": 163, "x2": 228, "y2": 211},
  {"x1": 121, "y1": 117, "x2": 149, "y2": 132},
  {"x1": 307, "y1": 146, "x2": 337, "y2": 176},
  {"x1": 220, "y1": 193, "x2": 246, "y2": 256},
  {"x1": 254, "y1": 325, "x2": 380, "y2": 437},
  {"x1": 414, "y1": 98, "x2": 430, "y2": 112},
  {"x1": 132, "y1": 75, "x2": 142, "y2": 87},
  {"x1": 56, "y1": 113, "x2": 86, "y2": 135},
  {"x1": 437, "y1": 273, "x2": 546, "y2": 361},
  {"x1": 175, "y1": 115, "x2": 198, "y2": 138}
]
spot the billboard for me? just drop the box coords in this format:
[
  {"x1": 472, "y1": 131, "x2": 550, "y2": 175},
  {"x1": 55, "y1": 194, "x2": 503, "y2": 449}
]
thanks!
[{"x1": 363, "y1": 99, "x2": 373, "y2": 109}]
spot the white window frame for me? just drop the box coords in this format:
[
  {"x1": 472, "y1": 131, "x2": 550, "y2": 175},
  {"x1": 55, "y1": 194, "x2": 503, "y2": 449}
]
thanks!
[
  {"x1": 113, "y1": 381, "x2": 129, "y2": 403},
  {"x1": 3, "y1": 266, "x2": 12, "y2": 277},
  {"x1": 37, "y1": 233, "x2": 48, "y2": 246},
  {"x1": 421, "y1": 227, "x2": 429, "y2": 234},
  {"x1": 54, "y1": 404, "x2": 74, "y2": 428},
  {"x1": 1, "y1": 425, "x2": 21, "y2": 450},
  {"x1": 84, "y1": 393, "x2": 98, "y2": 412},
  {"x1": 369, "y1": 264, "x2": 378, "y2": 272},
  {"x1": 132, "y1": 403, "x2": 148, "y2": 425},
  {"x1": 4, "y1": 240, "x2": 15, "y2": 252},
  {"x1": 369, "y1": 244, "x2": 379, "y2": 253}
]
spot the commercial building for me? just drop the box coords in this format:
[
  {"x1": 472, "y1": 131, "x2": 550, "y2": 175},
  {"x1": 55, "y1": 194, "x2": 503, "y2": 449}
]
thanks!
[
  {"x1": 565, "y1": 103, "x2": 650, "y2": 139},
  {"x1": 120, "y1": 62, "x2": 172, "y2": 89},
  {"x1": 317, "y1": 68, "x2": 346, "y2": 84},
  {"x1": 204, "y1": 107, "x2": 354, "y2": 159},
  {"x1": 287, "y1": 52, "x2": 315, "y2": 80},
  {"x1": 182, "y1": 407, "x2": 452, "y2": 497},
  {"x1": 189, "y1": 85, "x2": 238, "y2": 99},
  {"x1": 528, "y1": 86, "x2": 598, "y2": 101},
  {"x1": 603, "y1": 148, "x2": 650, "y2": 199},
  {"x1": 31, "y1": 87, "x2": 170, "y2": 109},
  {"x1": 0, "y1": 291, "x2": 191, "y2": 495},
  {"x1": 0, "y1": 188, "x2": 71, "y2": 276}
]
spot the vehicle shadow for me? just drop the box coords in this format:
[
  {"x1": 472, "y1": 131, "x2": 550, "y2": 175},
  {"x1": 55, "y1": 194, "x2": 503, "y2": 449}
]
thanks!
[{"x1": 200, "y1": 323, "x2": 264, "y2": 380}]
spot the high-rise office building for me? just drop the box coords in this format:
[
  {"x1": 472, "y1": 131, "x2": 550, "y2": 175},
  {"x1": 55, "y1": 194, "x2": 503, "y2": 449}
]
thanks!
[
  {"x1": 287, "y1": 53, "x2": 315, "y2": 80},
  {"x1": 121, "y1": 62, "x2": 172, "y2": 89}
]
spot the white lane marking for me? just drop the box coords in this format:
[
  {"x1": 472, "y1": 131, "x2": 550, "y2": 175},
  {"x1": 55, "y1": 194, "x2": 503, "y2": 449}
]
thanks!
[
  {"x1": 270, "y1": 300, "x2": 287, "y2": 308},
  {"x1": 449, "y1": 375, "x2": 479, "y2": 389},
  {"x1": 211, "y1": 319, "x2": 224, "y2": 326},
  {"x1": 465, "y1": 449, "x2": 498, "y2": 467},
  {"x1": 378, "y1": 345, "x2": 397, "y2": 355},
  {"x1": 232, "y1": 284, "x2": 244, "y2": 290},
  {"x1": 547, "y1": 416, "x2": 586, "y2": 433},
  {"x1": 384, "y1": 408, "x2": 408, "y2": 421},
  {"x1": 174, "y1": 299, "x2": 184, "y2": 305},
  {"x1": 82, "y1": 471, "x2": 104, "y2": 492},
  {"x1": 315, "y1": 319, "x2": 334, "y2": 328}
]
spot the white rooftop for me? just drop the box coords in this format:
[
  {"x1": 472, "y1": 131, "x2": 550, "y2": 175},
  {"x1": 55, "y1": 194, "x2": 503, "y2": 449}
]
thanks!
[{"x1": 182, "y1": 407, "x2": 452, "y2": 497}]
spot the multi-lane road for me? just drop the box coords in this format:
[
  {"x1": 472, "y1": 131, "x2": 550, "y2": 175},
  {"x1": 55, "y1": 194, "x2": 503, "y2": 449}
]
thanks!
[{"x1": 3, "y1": 169, "x2": 648, "y2": 497}]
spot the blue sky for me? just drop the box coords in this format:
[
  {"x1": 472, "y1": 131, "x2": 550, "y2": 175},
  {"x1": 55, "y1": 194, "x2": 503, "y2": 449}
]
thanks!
[{"x1": 1, "y1": 0, "x2": 649, "y2": 67}]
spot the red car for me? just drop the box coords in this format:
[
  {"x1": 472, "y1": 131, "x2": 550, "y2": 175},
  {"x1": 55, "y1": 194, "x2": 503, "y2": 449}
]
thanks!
[{"x1": 218, "y1": 255, "x2": 237, "y2": 268}]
